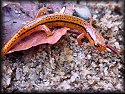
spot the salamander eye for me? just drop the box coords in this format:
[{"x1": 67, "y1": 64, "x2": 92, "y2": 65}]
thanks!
[{"x1": 94, "y1": 43, "x2": 100, "y2": 47}]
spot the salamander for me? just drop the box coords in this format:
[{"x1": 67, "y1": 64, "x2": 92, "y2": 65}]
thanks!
[{"x1": 2, "y1": 11, "x2": 119, "y2": 57}]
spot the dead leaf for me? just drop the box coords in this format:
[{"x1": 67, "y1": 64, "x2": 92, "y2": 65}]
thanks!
[{"x1": 8, "y1": 27, "x2": 70, "y2": 54}]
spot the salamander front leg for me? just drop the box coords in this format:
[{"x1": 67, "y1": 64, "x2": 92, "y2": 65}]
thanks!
[
  {"x1": 77, "y1": 33, "x2": 87, "y2": 45},
  {"x1": 35, "y1": 8, "x2": 53, "y2": 36},
  {"x1": 35, "y1": 7, "x2": 48, "y2": 18},
  {"x1": 25, "y1": 7, "x2": 48, "y2": 24}
]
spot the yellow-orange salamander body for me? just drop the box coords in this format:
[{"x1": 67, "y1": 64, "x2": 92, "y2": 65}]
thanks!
[{"x1": 2, "y1": 13, "x2": 106, "y2": 56}]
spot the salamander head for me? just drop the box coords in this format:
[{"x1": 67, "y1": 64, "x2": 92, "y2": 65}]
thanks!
[
  {"x1": 83, "y1": 18, "x2": 120, "y2": 55},
  {"x1": 84, "y1": 18, "x2": 106, "y2": 52}
]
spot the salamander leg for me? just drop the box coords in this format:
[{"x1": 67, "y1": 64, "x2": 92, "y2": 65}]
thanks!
[
  {"x1": 36, "y1": 25, "x2": 53, "y2": 36},
  {"x1": 35, "y1": 8, "x2": 53, "y2": 36},
  {"x1": 25, "y1": 7, "x2": 48, "y2": 24},
  {"x1": 77, "y1": 33, "x2": 87, "y2": 45},
  {"x1": 35, "y1": 7, "x2": 48, "y2": 18}
]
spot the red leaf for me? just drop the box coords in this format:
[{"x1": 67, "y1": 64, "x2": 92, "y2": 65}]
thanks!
[{"x1": 8, "y1": 27, "x2": 70, "y2": 54}]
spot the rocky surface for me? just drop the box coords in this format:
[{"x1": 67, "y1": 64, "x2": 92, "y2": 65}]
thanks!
[{"x1": 1, "y1": 0, "x2": 124, "y2": 93}]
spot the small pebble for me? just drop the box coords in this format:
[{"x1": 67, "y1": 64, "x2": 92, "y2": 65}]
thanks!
[
  {"x1": 88, "y1": 79, "x2": 95, "y2": 84},
  {"x1": 16, "y1": 68, "x2": 22, "y2": 80},
  {"x1": 23, "y1": 66, "x2": 29, "y2": 73},
  {"x1": 58, "y1": 81, "x2": 71, "y2": 90},
  {"x1": 44, "y1": 81, "x2": 50, "y2": 86},
  {"x1": 6, "y1": 77, "x2": 11, "y2": 86},
  {"x1": 73, "y1": 53, "x2": 77, "y2": 57},
  {"x1": 114, "y1": 42, "x2": 120, "y2": 49},
  {"x1": 28, "y1": 72, "x2": 38, "y2": 81},
  {"x1": 87, "y1": 54, "x2": 91, "y2": 59},
  {"x1": 64, "y1": 48, "x2": 73, "y2": 55},
  {"x1": 103, "y1": 67, "x2": 109, "y2": 76},
  {"x1": 67, "y1": 55, "x2": 74, "y2": 62}
]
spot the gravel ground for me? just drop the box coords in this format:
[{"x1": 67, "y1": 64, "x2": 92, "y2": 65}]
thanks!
[{"x1": 1, "y1": 0, "x2": 124, "y2": 93}]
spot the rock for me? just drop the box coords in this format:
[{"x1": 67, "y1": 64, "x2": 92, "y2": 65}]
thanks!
[
  {"x1": 87, "y1": 54, "x2": 91, "y2": 59},
  {"x1": 67, "y1": 55, "x2": 74, "y2": 62},
  {"x1": 81, "y1": 69, "x2": 91, "y2": 78},
  {"x1": 107, "y1": 21, "x2": 113, "y2": 29},
  {"x1": 64, "y1": 48, "x2": 73, "y2": 55},
  {"x1": 70, "y1": 72, "x2": 79, "y2": 82},
  {"x1": 20, "y1": 81, "x2": 28, "y2": 88},
  {"x1": 86, "y1": 74, "x2": 92, "y2": 79},
  {"x1": 103, "y1": 67, "x2": 109, "y2": 76},
  {"x1": 74, "y1": 6, "x2": 92, "y2": 20},
  {"x1": 16, "y1": 68, "x2": 22, "y2": 80},
  {"x1": 57, "y1": 80, "x2": 71, "y2": 90},
  {"x1": 70, "y1": 76, "x2": 76, "y2": 82},
  {"x1": 114, "y1": 42, "x2": 120, "y2": 49},
  {"x1": 44, "y1": 81, "x2": 50, "y2": 86},
  {"x1": 106, "y1": 83, "x2": 114, "y2": 90},
  {"x1": 77, "y1": 52, "x2": 85, "y2": 61},
  {"x1": 23, "y1": 66, "x2": 29, "y2": 73},
  {"x1": 93, "y1": 15, "x2": 98, "y2": 19},
  {"x1": 51, "y1": 76, "x2": 60, "y2": 82},
  {"x1": 6, "y1": 77, "x2": 11, "y2": 86},
  {"x1": 73, "y1": 53, "x2": 77, "y2": 57},
  {"x1": 50, "y1": 58, "x2": 56, "y2": 69},
  {"x1": 115, "y1": 84, "x2": 123, "y2": 91},
  {"x1": 60, "y1": 72, "x2": 65, "y2": 76},
  {"x1": 49, "y1": 58, "x2": 55, "y2": 63},
  {"x1": 88, "y1": 79, "x2": 95, "y2": 84},
  {"x1": 29, "y1": 72, "x2": 38, "y2": 81},
  {"x1": 118, "y1": 64, "x2": 123, "y2": 69},
  {"x1": 7, "y1": 67, "x2": 12, "y2": 75},
  {"x1": 112, "y1": 26, "x2": 118, "y2": 31},
  {"x1": 59, "y1": 53, "x2": 66, "y2": 62},
  {"x1": 91, "y1": 62, "x2": 97, "y2": 68},
  {"x1": 93, "y1": 76, "x2": 100, "y2": 81},
  {"x1": 36, "y1": 65, "x2": 42, "y2": 74},
  {"x1": 103, "y1": 59, "x2": 109, "y2": 63}
]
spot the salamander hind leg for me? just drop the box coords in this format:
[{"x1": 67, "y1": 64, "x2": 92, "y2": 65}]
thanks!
[{"x1": 77, "y1": 33, "x2": 87, "y2": 45}]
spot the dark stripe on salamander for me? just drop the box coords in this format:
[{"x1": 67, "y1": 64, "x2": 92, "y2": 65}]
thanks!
[{"x1": 21, "y1": 20, "x2": 86, "y2": 35}]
